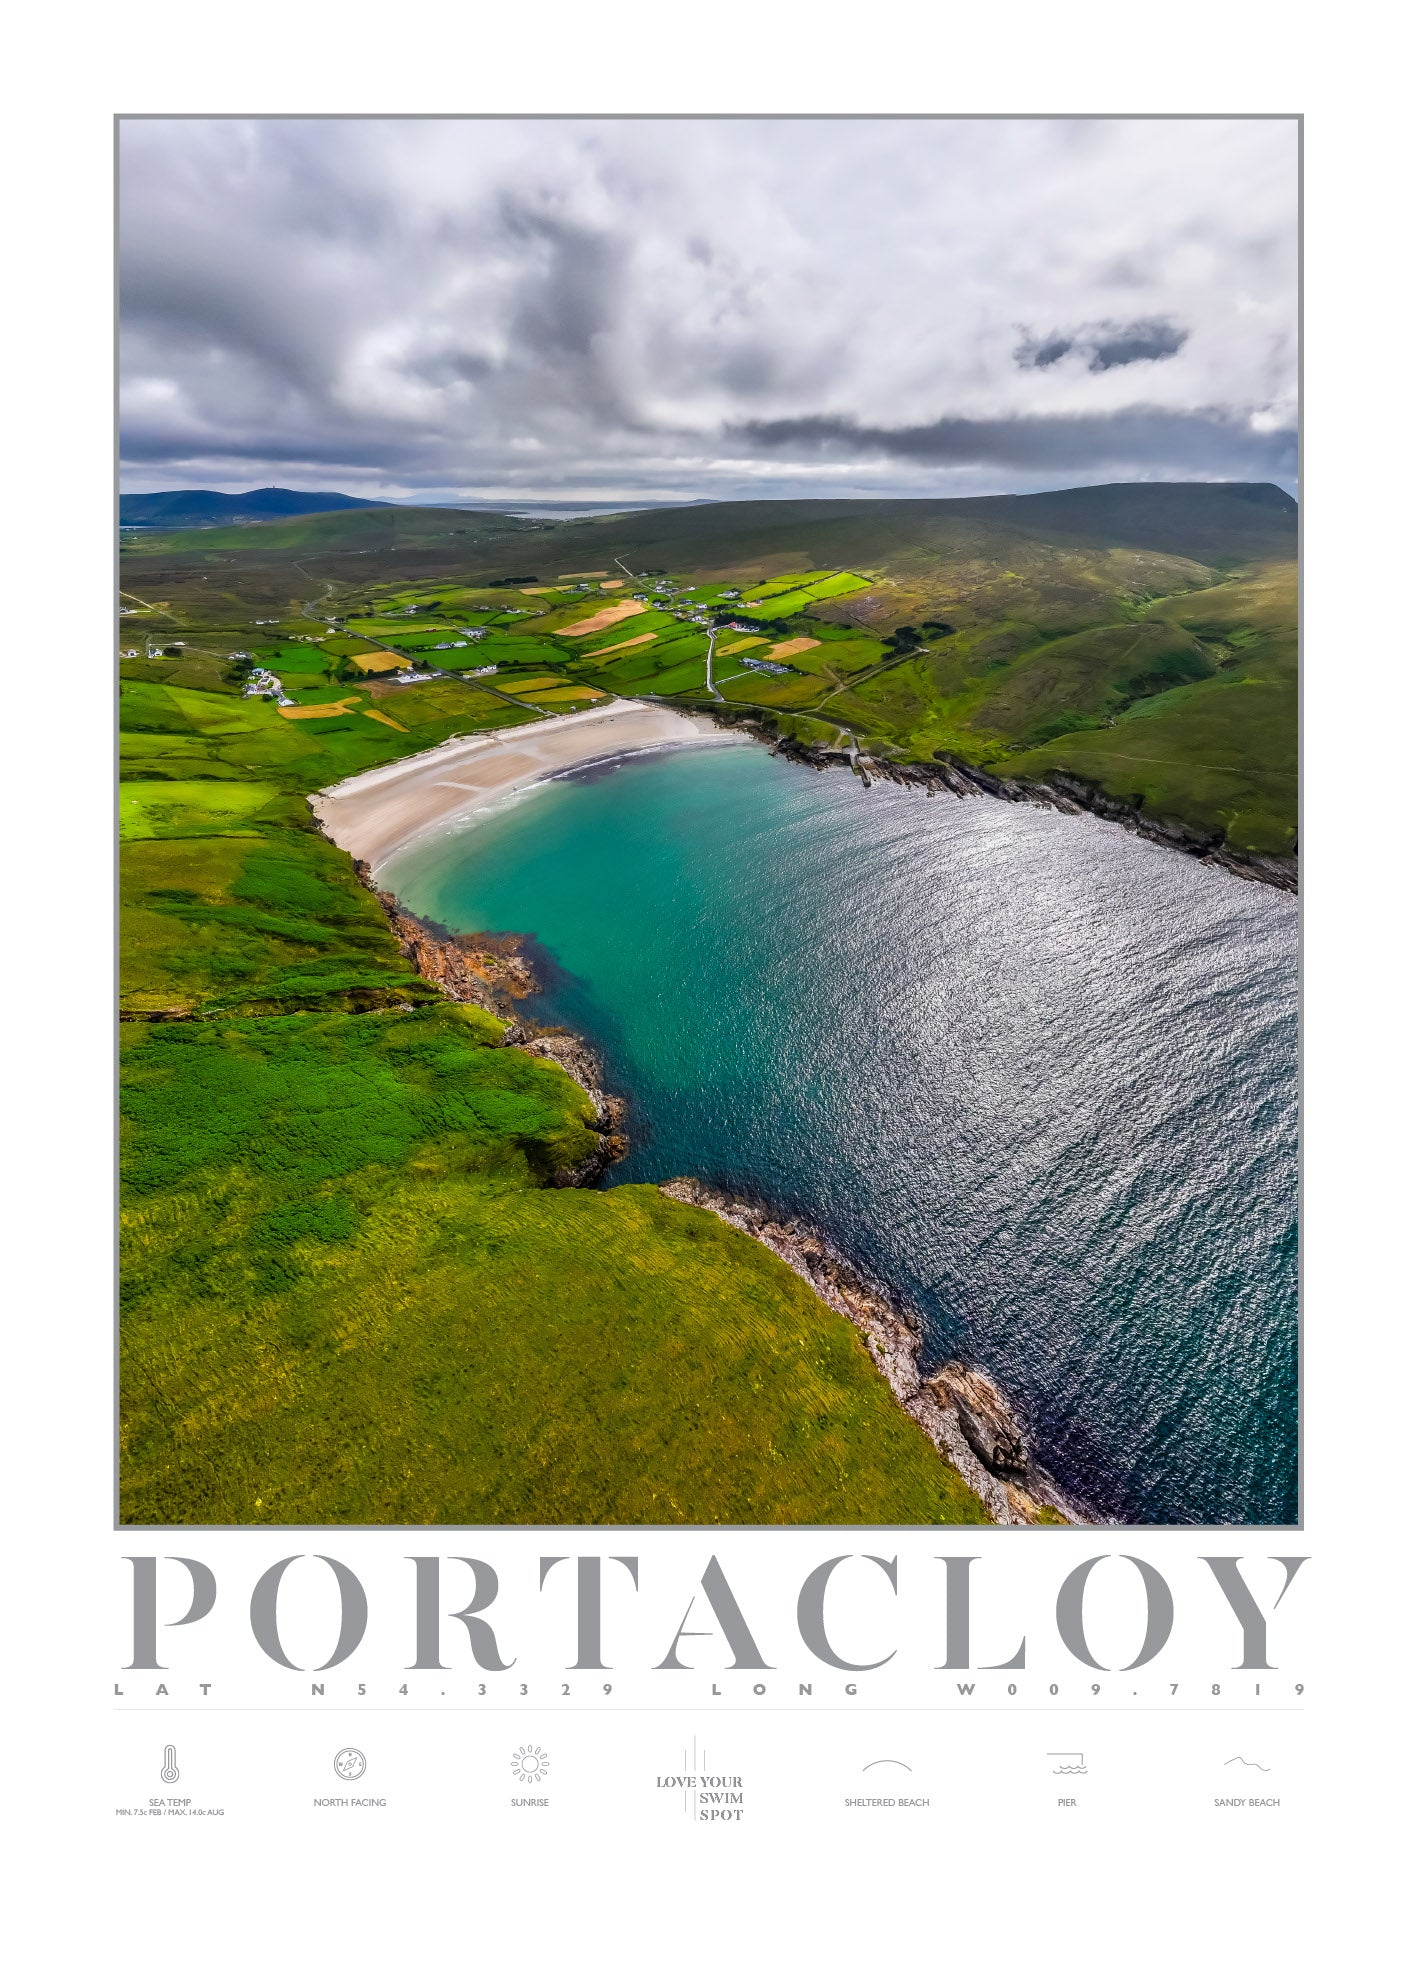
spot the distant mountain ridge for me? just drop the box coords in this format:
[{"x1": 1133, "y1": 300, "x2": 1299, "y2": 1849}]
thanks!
[{"x1": 120, "y1": 487, "x2": 388, "y2": 527}]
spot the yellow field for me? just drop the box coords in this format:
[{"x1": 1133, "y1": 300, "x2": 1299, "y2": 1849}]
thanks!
[
  {"x1": 363, "y1": 708, "x2": 408, "y2": 731},
  {"x1": 718, "y1": 636, "x2": 766, "y2": 656},
  {"x1": 279, "y1": 697, "x2": 362, "y2": 719},
  {"x1": 765, "y1": 636, "x2": 821, "y2": 661},
  {"x1": 559, "y1": 598, "x2": 648, "y2": 638},
  {"x1": 349, "y1": 650, "x2": 406, "y2": 673},
  {"x1": 503, "y1": 674, "x2": 568, "y2": 693},
  {"x1": 533, "y1": 686, "x2": 606, "y2": 703},
  {"x1": 558, "y1": 570, "x2": 609, "y2": 580}
]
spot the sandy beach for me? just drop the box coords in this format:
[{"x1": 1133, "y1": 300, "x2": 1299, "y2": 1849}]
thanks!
[{"x1": 311, "y1": 699, "x2": 729, "y2": 871}]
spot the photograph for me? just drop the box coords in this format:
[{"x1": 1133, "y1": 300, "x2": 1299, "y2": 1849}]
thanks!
[{"x1": 117, "y1": 114, "x2": 1298, "y2": 1530}]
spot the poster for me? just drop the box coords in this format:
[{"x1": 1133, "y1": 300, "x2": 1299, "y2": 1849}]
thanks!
[{"x1": 11, "y1": 11, "x2": 1404, "y2": 1972}]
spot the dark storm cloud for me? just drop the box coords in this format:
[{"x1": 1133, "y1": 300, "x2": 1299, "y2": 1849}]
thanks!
[
  {"x1": 725, "y1": 407, "x2": 1295, "y2": 482},
  {"x1": 119, "y1": 119, "x2": 1298, "y2": 503},
  {"x1": 1014, "y1": 318, "x2": 1190, "y2": 372}
]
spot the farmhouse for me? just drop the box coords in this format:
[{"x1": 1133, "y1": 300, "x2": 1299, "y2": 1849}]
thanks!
[{"x1": 241, "y1": 666, "x2": 292, "y2": 704}]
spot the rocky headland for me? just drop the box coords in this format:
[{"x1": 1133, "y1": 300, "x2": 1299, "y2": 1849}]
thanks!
[
  {"x1": 356, "y1": 861, "x2": 629, "y2": 1186},
  {"x1": 702, "y1": 711, "x2": 1297, "y2": 893},
  {"x1": 660, "y1": 1176, "x2": 1087, "y2": 1526}
]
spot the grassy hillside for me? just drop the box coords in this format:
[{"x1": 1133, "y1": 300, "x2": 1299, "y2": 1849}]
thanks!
[
  {"x1": 118, "y1": 582, "x2": 988, "y2": 1525},
  {"x1": 121, "y1": 1005, "x2": 985, "y2": 1525},
  {"x1": 123, "y1": 483, "x2": 1296, "y2": 857}
]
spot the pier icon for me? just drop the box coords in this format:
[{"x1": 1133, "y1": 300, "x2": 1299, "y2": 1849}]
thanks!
[{"x1": 1048, "y1": 1752, "x2": 1088, "y2": 1776}]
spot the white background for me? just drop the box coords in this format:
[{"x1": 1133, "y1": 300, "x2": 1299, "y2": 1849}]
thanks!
[{"x1": 3, "y1": 3, "x2": 1411, "y2": 1974}]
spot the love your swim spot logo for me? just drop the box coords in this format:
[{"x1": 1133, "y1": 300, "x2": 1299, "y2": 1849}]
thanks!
[{"x1": 656, "y1": 1736, "x2": 747, "y2": 1823}]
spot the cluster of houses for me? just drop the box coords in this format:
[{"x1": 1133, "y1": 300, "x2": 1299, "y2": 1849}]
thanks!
[{"x1": 241, "y1": 666, "x2": 293, "y2": 706}]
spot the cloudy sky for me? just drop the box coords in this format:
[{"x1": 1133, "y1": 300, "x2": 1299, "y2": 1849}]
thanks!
[{"x1": 119, "y1": 117, "x2": 1298, "y2": 506}]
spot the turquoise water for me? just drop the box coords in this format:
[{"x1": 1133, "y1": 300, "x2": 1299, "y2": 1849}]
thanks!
[{"x1": 382, "y1": 739, "x2": 1299, "y2": 1526}]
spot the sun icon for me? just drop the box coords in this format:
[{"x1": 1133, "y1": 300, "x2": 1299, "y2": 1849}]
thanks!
[{"x1": 511, "y1": 1744, "x2": 550, "y2": 1785}]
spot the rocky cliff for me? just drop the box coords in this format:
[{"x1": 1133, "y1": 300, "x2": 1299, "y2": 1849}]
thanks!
[
  {"x1": 700, "y1": 712, "x2": 1297, "y2": 893},
  {"x1": 660, "y1": 1176, "x2": 1087, "y2": 1526}
]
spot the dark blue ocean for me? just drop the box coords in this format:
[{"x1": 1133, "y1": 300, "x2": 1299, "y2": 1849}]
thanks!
[{"x1": 382, "y1": 739, "x2": 1299, "y2": 1525}]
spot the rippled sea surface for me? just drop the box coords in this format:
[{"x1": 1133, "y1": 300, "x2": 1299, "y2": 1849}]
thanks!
[{"x1": 382, "y1": 740, "x2": 1298, "y2": 1525}]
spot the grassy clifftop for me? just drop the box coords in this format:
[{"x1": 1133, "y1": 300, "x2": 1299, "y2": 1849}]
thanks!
[{"x1": 121, "y1": 1005, "x2": 985, "y2": 1525}]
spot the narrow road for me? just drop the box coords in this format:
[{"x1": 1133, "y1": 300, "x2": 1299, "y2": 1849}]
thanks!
[
  {"x1": 292, "y1": 561, "x2": 340, "y2": 620},
  {"x1": 704, "y1": 625, "x2": 723, "y2": 701}
]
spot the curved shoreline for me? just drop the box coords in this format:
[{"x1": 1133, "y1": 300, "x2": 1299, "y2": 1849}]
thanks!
[{"x1": 311, "y1": 699, "x2": 731, "y2": 872}]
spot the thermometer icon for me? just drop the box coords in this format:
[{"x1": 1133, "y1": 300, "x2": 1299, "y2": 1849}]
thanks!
[{"x1": 160, "y1": 1745, "x2": 180, "y2": 1785}]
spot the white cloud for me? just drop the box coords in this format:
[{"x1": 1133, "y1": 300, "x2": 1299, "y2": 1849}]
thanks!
[{"x1": 119, "y1": 117, "x2": 1298, "y2": 501}]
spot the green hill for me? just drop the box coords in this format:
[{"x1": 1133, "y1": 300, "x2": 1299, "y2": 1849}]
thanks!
[
  {"x1": 121, "y1": 486, "x2": 388, "y2": 528},
  {"x1": 122, "y1": 483, "x2": 1296, "y2": 858}
]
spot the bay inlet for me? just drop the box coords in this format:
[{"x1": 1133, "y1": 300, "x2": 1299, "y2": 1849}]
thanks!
[{"x1": 379, "y1": 737, "x2": 1299, "y2": 1527}]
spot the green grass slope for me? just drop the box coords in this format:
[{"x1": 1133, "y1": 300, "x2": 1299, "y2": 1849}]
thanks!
[
  {"x1": 120, "y1": 1005, "x2": 986, "y2": 1526},
  {"x1": 997, "y1": 561, "x2": 1297, "y2": 854}
]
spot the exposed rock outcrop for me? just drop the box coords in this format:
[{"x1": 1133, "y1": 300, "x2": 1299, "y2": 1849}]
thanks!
[
  {"x1": 353, "y1": 862, "x2": 629, "y2": 1184},
  {"x1": 660, "y1": 1175, "x2": 1087, "y2": 1526},
  {"x1": 510, "y1": 1027, "x2": 630, "y2": 1184},
  {"x1": 354, "y1": 860, "x2": 541, "y2": 1013}
]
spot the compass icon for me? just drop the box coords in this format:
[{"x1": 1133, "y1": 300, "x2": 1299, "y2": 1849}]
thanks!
[
  {"x1": 333, "y1": 1747, "x2": 367, "y2": 1781},
  {"x1": 511, "y1": 1744, "x2": 550, "y2": 1785}
]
